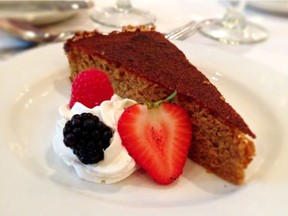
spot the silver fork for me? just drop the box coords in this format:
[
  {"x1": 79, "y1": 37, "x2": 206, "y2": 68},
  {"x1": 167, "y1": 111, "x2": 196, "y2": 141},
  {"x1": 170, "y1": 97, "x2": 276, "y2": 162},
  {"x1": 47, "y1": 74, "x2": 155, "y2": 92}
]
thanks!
[
  {"x1": 165, "y1": 19, "x2": 213, "y2": 40},
  {"x1": 0, "y1": 20, "x2": 202, "y2": 60},
  {"x1": 165, "y1": 21, "x2": 198, "y2": 40},
  {"x1": 0, "y1": 18, "x2": 203, "y2": 44}
]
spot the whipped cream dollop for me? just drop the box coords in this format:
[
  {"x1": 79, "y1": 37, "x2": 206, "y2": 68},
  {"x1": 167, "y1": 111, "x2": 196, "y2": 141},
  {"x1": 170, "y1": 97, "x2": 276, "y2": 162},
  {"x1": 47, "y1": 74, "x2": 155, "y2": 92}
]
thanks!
[{"x1": 53, "y1": 95, "x2": 138, "y2": 184}]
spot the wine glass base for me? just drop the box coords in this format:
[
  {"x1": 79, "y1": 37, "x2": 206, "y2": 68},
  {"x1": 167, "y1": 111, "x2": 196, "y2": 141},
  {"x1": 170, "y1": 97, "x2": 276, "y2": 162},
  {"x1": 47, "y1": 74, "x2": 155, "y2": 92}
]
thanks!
[
  {"x1": 91, "y1": 7, "x2": 156, "y2": 28},
  {"x1": 199, "y1": 19, "x2": 268, "y2": 44}
]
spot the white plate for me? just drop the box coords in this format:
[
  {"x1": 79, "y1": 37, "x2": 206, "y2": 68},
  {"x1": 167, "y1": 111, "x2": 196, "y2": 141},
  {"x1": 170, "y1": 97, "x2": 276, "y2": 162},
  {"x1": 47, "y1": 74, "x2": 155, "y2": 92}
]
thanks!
[
  {"x1": 247, "y1": 0, "x2": 288, "y2": 15},
  {"x1": 0, "y1": 41, "x2": 288, "y2": 215}
]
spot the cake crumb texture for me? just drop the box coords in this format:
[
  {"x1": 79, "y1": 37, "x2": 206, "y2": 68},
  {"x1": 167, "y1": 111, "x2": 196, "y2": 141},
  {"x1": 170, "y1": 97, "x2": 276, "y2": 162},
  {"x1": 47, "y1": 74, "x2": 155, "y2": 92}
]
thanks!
[{"x1": 64, "y1": 29, "x2": 255, "y2": 184}]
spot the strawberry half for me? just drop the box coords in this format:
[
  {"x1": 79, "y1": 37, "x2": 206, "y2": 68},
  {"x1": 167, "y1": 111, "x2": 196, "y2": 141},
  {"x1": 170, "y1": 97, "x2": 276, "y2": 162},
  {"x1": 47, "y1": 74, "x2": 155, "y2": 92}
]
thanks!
[
  {"x1": 69, "y1": 69, "x2": 114, "y2": 109},
  {"x1": 118, "y1": 99, "x2": 192, "y2": 185}
]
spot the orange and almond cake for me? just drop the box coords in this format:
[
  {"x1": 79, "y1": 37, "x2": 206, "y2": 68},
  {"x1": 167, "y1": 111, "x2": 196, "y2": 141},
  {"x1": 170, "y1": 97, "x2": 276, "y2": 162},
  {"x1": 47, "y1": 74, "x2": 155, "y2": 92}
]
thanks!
[{"x1": 63, "y1": 26, "x2": 255, "y2": 185}]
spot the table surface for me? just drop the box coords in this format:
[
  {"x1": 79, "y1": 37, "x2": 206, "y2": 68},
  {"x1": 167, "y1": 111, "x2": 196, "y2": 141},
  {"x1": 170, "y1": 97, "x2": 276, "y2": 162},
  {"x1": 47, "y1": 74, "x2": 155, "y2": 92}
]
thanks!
[{"x1": 0, "y1": 0, "x2": 287, "y2": 79}]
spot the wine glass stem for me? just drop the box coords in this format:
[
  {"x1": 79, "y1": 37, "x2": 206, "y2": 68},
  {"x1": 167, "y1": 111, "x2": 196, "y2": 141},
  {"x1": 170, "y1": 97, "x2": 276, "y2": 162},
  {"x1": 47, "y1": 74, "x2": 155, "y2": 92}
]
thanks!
[
  {"x1": 229, "y1": 0, "x2": 246, "y2": 11},
  {"x1": 116, "y1": 0, "x2": 132, "y2": 10},
  {"x1": 223, "y1": 0, "x2": 247, "y2": 28}
]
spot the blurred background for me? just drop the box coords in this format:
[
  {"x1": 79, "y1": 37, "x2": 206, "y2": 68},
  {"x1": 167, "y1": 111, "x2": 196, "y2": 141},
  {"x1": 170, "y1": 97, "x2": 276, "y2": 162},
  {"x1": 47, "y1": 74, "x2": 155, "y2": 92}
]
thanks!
[{"x1": 0, "y1": 0, "x2": 287, "y2": 76}]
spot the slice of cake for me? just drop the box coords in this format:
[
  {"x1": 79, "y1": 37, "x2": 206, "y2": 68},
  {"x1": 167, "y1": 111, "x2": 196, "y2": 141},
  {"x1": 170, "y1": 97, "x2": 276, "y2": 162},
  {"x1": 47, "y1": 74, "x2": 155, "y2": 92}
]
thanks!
[{"x1": 64, "y1": 27, "x2": 255, "y2": 185}]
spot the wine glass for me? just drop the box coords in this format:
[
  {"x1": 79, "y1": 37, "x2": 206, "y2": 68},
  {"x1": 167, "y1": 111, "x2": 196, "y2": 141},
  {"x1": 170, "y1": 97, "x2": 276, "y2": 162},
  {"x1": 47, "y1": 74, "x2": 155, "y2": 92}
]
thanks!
[
  {"x1": 90, "y1": 0, "x2": 156, "y2": 28},
  {"x1": 199, "y1": 0, "x2": 268, "y2": 44}
]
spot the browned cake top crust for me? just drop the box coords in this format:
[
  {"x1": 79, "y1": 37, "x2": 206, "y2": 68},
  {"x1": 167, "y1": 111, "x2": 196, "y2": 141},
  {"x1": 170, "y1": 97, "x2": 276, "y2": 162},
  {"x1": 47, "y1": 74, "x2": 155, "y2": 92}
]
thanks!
[{"x1": 64, "y1": 30, "x2": 255, "y2": 138}]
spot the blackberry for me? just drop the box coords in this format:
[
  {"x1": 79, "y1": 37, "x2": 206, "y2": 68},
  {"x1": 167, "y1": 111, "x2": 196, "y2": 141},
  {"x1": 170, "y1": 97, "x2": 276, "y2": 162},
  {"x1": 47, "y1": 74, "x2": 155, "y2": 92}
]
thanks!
[{"x1": 63, "y1": 113, "x2": 113, "y2": 164}]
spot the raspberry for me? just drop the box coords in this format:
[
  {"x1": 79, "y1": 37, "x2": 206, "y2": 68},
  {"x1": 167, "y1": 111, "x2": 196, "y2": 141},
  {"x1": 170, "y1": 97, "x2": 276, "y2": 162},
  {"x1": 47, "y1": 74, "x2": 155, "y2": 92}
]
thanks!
[
  {"x1": 63, "y1": 113, "x2": 113, "y2": 164},
  {"x1": 69, "y1": 69, "x2": 114, "y2": 109}
]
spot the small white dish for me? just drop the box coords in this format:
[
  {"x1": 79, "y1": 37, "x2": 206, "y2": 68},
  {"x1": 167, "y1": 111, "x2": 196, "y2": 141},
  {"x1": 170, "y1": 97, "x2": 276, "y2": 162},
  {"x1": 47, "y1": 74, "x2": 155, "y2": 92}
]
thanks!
[{"x1": 0, "y1": 1, "x2": 92, "y2": 25}]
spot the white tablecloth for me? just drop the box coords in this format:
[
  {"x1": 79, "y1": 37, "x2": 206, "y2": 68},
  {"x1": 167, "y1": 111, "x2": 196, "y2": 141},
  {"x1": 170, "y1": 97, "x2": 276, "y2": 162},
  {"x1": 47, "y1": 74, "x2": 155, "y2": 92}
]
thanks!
[{"x1": 1, "y1": 0, "x2": 288, "y2": 79}]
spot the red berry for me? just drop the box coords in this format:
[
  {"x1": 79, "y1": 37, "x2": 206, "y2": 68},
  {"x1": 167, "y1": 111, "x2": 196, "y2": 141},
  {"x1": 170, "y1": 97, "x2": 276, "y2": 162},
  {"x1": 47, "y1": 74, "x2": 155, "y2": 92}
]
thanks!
[
  {"x1": 118, "y1": 102, "x2": 192, "y2": 184},
  {"x1": 69, "y1": 69, "x2": 114, "y2": 108}
]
